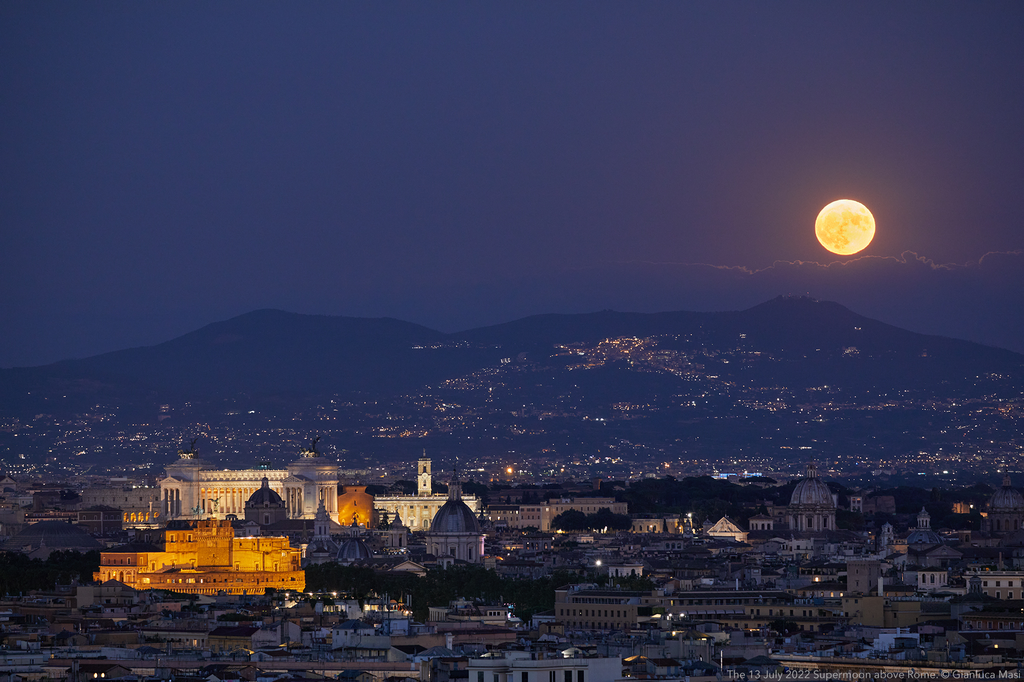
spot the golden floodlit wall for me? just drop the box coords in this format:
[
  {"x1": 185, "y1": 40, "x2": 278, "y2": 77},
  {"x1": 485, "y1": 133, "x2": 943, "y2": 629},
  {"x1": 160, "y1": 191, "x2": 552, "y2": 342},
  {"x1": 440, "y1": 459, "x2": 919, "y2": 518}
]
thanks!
[
  {"x1": 94, "y1": 519, "x2": 304, "y2": 595},
  {"x1": 337, "y1": 485, "x2": 376, "y2": 528}
]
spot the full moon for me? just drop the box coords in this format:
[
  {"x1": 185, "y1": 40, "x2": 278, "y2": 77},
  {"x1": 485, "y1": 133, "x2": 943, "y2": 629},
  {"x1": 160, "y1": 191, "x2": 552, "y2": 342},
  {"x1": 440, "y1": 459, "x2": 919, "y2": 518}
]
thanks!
[{"x1": 814, "y1": 199, "x2": 875, "y2": 255}]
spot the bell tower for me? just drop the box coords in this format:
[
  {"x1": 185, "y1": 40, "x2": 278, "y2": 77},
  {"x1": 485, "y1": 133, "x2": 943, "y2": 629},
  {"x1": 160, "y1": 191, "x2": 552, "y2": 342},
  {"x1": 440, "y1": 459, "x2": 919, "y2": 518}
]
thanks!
[{"x1": 417, "y1": 455, "x2": 432, "y2": 497}]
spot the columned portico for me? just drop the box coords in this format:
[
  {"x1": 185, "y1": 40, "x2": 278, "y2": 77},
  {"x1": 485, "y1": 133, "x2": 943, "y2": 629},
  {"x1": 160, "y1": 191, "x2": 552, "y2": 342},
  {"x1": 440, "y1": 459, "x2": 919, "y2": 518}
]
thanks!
[{"x1": 158, "y1": 441, "x2": 339, "y2": 524}]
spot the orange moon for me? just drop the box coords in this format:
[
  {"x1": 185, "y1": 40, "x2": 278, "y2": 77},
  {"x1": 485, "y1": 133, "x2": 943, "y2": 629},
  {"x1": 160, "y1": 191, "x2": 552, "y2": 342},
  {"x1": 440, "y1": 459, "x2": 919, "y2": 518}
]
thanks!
[{"x1": 814, "y1": 199, "x2": 875, "y2": 255}]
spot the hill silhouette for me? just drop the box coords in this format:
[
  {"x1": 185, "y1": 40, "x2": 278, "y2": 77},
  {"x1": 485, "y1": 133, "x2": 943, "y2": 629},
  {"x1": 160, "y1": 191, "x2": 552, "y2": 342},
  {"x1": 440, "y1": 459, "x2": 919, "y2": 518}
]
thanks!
[{"x1": 1, "y1": 296, "x2": 1020, "y2": 419}]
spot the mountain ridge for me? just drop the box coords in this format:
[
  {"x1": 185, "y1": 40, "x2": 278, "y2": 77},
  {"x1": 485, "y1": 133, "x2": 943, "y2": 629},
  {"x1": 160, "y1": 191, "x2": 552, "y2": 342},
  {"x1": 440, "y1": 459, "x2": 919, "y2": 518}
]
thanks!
[{"x1": 1, "y1": 296, "x2": 1020, "y2": 419}]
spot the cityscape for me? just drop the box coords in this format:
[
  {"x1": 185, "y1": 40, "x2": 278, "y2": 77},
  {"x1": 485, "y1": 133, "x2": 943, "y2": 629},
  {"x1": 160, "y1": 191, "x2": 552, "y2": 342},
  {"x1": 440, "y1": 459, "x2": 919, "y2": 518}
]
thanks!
[
  {"x1": 4, "y1": 3, "x2": 1024, "y2": 682},
  {"x1": 3, "y1": 429, "x2": 1024, "y2": 680},
  {"x1": 1, "y1": 304, "x2": 1022, "y2": 680}
]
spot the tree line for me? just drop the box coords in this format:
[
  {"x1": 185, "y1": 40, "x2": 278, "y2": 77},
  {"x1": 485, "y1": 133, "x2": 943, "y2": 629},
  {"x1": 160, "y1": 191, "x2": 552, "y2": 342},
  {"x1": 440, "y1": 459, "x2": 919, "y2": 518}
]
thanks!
[
  {"x1": 304, "y1": 563, "x2": 652, "y2": 622},
  {"x1": 0, "y1": 550, "x2": 100, "y2": 595},
  {"x1": 549, "y1": 507, "x2": 632, "y2": 531}
]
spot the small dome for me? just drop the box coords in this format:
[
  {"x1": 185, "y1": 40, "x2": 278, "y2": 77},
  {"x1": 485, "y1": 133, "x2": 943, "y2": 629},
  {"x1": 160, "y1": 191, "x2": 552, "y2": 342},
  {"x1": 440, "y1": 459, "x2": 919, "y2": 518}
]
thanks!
[
  {"x1": 789, "y1": 463, "x2": 835, "y2": 508},
  {"x1": 247, "y1": 477, "x2": 284, "y2": 508},
  {"x1": 907, "y1": 529, "x2": 943, "y2": 545},
  {"x1": 989, "y1": 476, "x2": 1024, "y2": 512},
  {"x1": 907, "y1": 506, "x2": 942, "y2": 545},
  {"x1": 337, "y1": 537, "x2": 372, "y2": 562}
]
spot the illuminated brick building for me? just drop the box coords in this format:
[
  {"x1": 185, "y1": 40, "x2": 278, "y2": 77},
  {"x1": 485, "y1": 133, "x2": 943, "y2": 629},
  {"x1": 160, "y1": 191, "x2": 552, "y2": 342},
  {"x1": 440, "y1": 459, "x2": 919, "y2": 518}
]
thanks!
[
  {"x1": 93, "y1": 518, "x2": 304, "y2": 595},
  {"x1": 337, "y1": 485, "x2": 377, "y2": 527}
]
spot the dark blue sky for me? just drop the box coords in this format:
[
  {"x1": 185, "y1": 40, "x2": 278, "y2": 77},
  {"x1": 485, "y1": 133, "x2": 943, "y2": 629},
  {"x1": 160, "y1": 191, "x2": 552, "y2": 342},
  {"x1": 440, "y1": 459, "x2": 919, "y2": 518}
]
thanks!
[{"x1": 2, "y1": 2, "x2": 1023, "y2": 366}]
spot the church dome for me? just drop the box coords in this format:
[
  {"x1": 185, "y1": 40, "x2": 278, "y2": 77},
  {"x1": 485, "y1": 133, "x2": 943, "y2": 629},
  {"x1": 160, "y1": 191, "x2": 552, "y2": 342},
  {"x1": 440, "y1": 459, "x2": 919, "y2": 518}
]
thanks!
[
  {"x1": 432, "y1": 498, "x2": 480, "y2": 534},
  {"x1": 989, "y1": 476, "x2": 1024, "y2": 512},
  {"x1": 429, "y1": 475, "x2": 480, "y2": 534},
  {"x1": 337, "y1": 537, "x2": 372, "y2": 562},
  {"x1": 247, "y1": 477, "x2": 284, "y2": 508},
  {"x1": 906, "y1": 529, "x2": 943, "y2": 545},
  {"x1": 789, "y1": 463, "x2": 835, "y2": 508},
  {"x1": 906, "y1": 507, "x2": 943, "y2": 546}
]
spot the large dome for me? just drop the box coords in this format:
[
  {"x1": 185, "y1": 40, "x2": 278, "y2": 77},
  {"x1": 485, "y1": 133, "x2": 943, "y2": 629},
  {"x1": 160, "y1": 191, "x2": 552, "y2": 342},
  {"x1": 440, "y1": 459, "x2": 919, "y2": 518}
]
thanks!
[
  {"x1": 789, "y1": 463, "x2": 835, "y2": 508},
  {"x1": 989, "y1": 476, "x2": 1024, "y2": 512},
  {"x1": 247, "y1": 477, "x2": 284, "y2": 508},
  {"x1": 430, "y1": 477, "x2": 480, "y2": 534},
  {"x1": 432, "y1": 498, "x2": 481, "y2": 534}
]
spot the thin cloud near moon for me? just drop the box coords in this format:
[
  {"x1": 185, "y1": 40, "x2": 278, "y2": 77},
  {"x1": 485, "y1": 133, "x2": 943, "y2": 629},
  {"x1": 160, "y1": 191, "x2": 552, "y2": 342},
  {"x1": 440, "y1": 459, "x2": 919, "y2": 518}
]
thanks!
[{"x1": 643, "y1": 250, "x2": 1017, "y2": 277}]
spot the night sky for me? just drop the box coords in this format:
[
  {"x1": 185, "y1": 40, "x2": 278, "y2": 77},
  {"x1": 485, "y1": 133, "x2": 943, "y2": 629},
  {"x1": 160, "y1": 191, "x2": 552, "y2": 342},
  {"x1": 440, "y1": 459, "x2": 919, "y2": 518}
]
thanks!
[{"x1": 2, "y1": 2, "x2": 1023, "y2": 368}]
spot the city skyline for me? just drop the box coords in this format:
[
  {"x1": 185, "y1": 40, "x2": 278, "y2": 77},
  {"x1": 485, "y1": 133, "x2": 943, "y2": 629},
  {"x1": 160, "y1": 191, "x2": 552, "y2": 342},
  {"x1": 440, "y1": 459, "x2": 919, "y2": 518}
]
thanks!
[{"x1": 4, "y1": 5, "x2": 1024, "y2": 677}]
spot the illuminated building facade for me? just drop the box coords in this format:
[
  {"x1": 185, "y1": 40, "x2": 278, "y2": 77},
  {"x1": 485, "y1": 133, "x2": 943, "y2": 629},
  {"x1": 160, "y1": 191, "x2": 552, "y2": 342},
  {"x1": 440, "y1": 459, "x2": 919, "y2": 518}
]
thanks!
[
  {"x1": 93, "y1": 518, "x2": 304, "y2": 595},
  {"x1": 337, "y1": 485, "x2": 376, "y2": 527},
  {"x1": 487, "y1": 497, "x2": 628, "y2": 532},
  {"x1": 159, "y1": 441, "x2": 339, "y2": 524},
  {"x1": 81, "y1": 485, "x2": 162, "y2": 527},
  {"x1": 373, "y1": 458, "x2": 480, "y2": 530}
]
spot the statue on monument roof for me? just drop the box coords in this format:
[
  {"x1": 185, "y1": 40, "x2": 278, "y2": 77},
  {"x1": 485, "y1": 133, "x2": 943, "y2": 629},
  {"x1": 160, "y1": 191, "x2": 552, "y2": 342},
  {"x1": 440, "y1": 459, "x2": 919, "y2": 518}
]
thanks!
[
  {"x1": 299, "y1": 436, "x2": 321, "y2": 458},
  {"x1": 177, "y1": 438, "x2": 199, "y2": 460}
]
